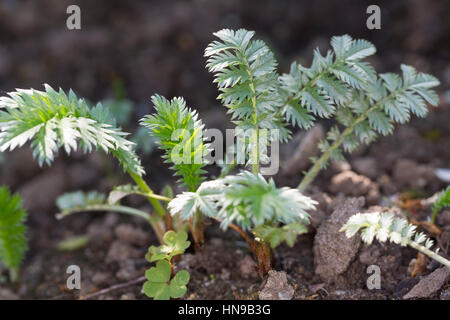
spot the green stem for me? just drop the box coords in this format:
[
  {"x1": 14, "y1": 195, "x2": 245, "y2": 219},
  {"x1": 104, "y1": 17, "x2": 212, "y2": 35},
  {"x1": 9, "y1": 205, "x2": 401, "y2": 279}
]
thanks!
[
  {"x1": 242, "y1": 54, "x2": 260, "y2": 174},
  {"x1": 129, "y1": 172, "x2": 166, "y2": 217},
  {"x1": 56, "y1": 204, "x2": 165, "y2": 243},
  {"x1": 407, "y1": 240, "x2": 450, "y2": 268},
  {"x1": 126, "y1": 190, "x2": 171, "y2": 202},
  {"x1": 297, "y1": 92, "x2": 396, "y2": 192}
]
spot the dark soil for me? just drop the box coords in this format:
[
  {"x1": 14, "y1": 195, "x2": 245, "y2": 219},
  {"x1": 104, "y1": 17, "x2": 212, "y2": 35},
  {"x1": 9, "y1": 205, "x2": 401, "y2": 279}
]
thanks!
[{"x1": 0, "y1": 0, "x2": 449, "y2": 300}]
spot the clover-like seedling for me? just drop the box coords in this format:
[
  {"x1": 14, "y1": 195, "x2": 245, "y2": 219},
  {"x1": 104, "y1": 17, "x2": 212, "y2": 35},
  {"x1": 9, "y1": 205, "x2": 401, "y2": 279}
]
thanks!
[
  {"x1": 143, "y1": 230, "x2": 191, "y2": 300},
  {"x1": 145, "y1": 230, "x2": 190, "y2": 262},
  {"x1": 143, "y1": 259, "x2": 190, "y2": 300}
]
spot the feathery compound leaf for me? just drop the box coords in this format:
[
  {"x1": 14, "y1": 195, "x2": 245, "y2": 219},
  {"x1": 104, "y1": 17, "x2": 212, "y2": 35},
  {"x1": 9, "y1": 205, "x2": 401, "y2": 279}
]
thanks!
[
  {"x1": 141, "y1": 95, "x2": 210, "y2": 191},
  {"x1": 169, "y1": 171, "x2": 317, "y2": 230},
  {"x1": 0, "y1": 186, "x2": 28, "y2": 281},
  {"x1": 168, "y1": 180, "x2": 225, "y2": 220},
  {"x1": 341, "y1": 212, "x2": 429, "y2": 247},
  {"x1": 0, "y1": 85, "x2": 144, "y2": 176},
  {"x1": 205, "y1": 29, "x2": 288, "y2": 153},
  {"x1": 278, "y1": 35, "x2": 376, "y2": 132},
  {"x1": 341, "y1": 212, "x2": 450, "y2": 267}
]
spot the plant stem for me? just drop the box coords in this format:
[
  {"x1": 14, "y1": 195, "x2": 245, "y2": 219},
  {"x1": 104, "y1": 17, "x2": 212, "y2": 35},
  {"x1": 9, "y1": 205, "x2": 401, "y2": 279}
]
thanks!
[
  {"x1": 407, "y1": 240, "x2": 450, "y2": 268},
  {"x1": 129, "y1": 172, "x2": 166, "y2": 217},
  {"x1": 56, "y1": 204, "x2": 165, "y2": 243},
  {"x1": 242, "y1": 54, "x2": 260, "y2": 174},
  {"x1": 297, "y1": 94, "x2": 393, "y2": 192},
  {"x1": 192, "y1": 209, "x2": 204, "y2": 250},
  {"x1": 228, "y1": 223, "x2": 272, "y2": 277},
  {"x1": 251, "y1": 240, "x2": 273, "y2": 277}
]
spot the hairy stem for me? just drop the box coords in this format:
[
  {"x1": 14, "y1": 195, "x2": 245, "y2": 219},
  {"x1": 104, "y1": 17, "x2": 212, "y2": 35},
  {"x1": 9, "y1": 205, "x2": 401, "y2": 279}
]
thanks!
[
  {"x1": 228, "y1": 223, "x2": 272, "y2": 277},
  {"x1": 407, "y1": 240, "x2": 450, "y2": 268},
  {"x1": 192, "y1": 210, "x2": 204, "y2": 249},
  {"x1": 241, "y1": 53, "x2": 260, "y2": 174},
  {"x1": 56, "y1": 204, "x2": 165, "y2": 243},
  {"x1": 297, "y1": 93, "x2": 395, "y2": 192},
  {"x1": 251, "y1": 240, "x2": 273, "y2": 277}
]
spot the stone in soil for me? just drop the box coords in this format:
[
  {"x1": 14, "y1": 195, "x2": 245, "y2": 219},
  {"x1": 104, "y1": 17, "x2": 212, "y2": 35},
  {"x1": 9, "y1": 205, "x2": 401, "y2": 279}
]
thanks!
[
  {"x1": 259, "y1": 270, "x2": 294, "y2": 300},
  {"x1": 329, "y1": 171, "x2": 380, "y2": 205},
  {"x1": 403, "y1": 267, "x2": 450, "y2": 299},
  {"x1": 314, "y1": 197, "x2": 364, "y2": 282}
]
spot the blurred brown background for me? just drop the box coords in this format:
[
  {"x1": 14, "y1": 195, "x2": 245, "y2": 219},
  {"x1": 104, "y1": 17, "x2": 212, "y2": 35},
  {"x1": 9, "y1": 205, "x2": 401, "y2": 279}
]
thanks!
[{"x1": 1, "y1": 0, "x2": 449, "y2": 114}]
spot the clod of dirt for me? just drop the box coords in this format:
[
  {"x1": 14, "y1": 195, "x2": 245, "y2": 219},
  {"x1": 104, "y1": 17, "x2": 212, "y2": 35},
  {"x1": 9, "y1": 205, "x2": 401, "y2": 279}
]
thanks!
[
  {"x1": 329, "y1": 171, "x2": 380, "y2": 205},
  {"x1": 0, "y1": 288, "x2": 19, "y2": 300},
  {"x1": 238, "y1": 255, "x2": 257, "y2": 279},
  {"x1": 314, "y1": 197, "x2": 365, "y2": 282},
  {"x1": 403, "y1": 267, "x2": 450, "y2": 299},
  {"x1": 351, "y1": 157, "x2": 379, "y2": 179},
  {"x1": 259, "y1": 270, "x2": 294, "y2": 300},
  {"x1": 281, "y1": 125, "x2": 324, "y2": 176},
  {"x1": 114, "y1": 224, "x2": 150, "y2": 246},
  {"x1": 106, "y1": 240, "x2": 141, "y2": 263},
  {"x1": 330, "y1": 160, "x2": 351, "y2": 174},
  {"x1": 393, "y1": 158, "x2": 436, "y2": 189}
]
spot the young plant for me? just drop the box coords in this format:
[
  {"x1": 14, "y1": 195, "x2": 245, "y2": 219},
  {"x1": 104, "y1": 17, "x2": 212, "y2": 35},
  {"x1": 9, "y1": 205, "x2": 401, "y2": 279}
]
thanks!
[
  {"x1": 431, "y1": 186, "x2": 450, "y2": 224},
  {"x1": 0, "y1": 28, "x2": 441, "y2": 290},
  {"x1": 340, "y1": 212, "x2": 450, "y2": 268},
  {"x1": 140, "y1": 95, "x2": 211, "y2": 248},
  {"x1": 167, "y1": 28, "x2": 440, "y2": 276},
  {"x1": 143, "y1": 230, "x2": 190, "y2": 300},
  {"x1": 0, "y1": 85, "x2": 170, "y2": 238},
  {"x1": 0, "y1": 186, "x2": 28, "y2": 282}
]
